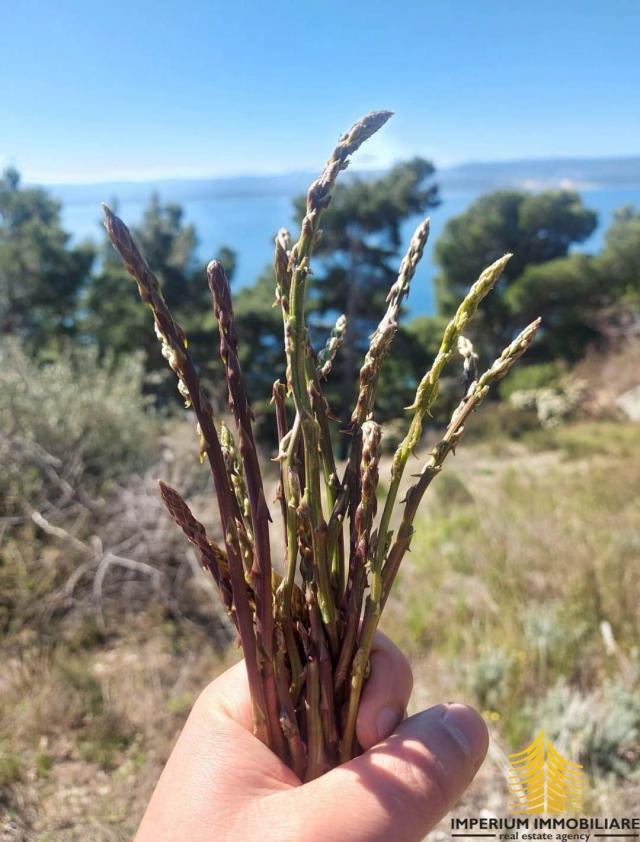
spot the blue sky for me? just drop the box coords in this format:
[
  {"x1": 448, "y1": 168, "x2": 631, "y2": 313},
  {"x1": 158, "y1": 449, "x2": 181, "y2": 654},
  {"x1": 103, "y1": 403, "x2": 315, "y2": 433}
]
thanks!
[{"x1": 2, "y1": 0, "x2": 638, "y2": 184}]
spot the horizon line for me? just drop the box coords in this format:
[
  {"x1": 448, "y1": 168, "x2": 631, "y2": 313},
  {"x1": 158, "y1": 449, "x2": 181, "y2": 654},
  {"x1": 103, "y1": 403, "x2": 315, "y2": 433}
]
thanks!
[{"x1": 15, "y1": 151, "x2": 640, "y2": 189}]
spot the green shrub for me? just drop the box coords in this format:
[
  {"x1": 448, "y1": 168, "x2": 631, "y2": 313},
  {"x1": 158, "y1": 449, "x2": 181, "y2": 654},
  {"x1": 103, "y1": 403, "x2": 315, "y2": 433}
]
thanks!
[
  {"x1": 0, "y1": 340, "x2": 164, "y2": 636},
  {"x1": 508, "y1": 378, "x2": 585, "y2": 428},
  {"x1": 0, "y1": 747, "x2": 21, "y2": 789},
  {"x1": 462, "y1": 402, "x2": 540, "y2": 443},
  {"x1": 0, "y1": 339, "x2": 157, "y2": 510},
  {"x1": 498, "y1": 362, "x2": 562, "y2": 399},
  {"x1": 534, "y1": 678, "x2": 640, "y2": 781},
  {"x1": 469, "y1": 648, "x2": 516, "y2": 711},
  {"x1": 524, "y1": 420, "x2": 640, "y2": 460}
]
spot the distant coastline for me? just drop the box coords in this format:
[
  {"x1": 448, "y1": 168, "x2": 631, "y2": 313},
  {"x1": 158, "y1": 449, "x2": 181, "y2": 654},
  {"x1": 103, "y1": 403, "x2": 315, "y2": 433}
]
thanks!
[
  {"x1": 41, "y1": 155, "x2": 640, "y2": 206},
  {"x1": 38, "y1": 158, "x2": 640, "y2": 319}
]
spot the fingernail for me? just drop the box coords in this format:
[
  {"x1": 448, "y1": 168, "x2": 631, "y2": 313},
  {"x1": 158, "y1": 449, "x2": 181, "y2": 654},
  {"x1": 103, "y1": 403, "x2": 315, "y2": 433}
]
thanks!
[
  {"x1": 376, "y1": 706, "x2": 402, "y2": 740},
  {"x1": 442, "y1": 703, "x2": 488, "y2": 765}
]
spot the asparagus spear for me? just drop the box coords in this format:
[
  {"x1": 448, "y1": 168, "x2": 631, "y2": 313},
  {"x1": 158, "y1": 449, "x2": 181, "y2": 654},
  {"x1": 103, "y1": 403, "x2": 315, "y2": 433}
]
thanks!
[{"x1": 103, "y1": 206, "x2": 272, "y2": 749}]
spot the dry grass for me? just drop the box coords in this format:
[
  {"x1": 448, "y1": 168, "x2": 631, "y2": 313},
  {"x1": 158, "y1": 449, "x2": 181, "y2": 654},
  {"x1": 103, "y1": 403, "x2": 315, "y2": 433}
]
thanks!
[
  {"x1": 385, "y1": 420, "x2": 640, "y2": 821},
  {"x1": 0, "y1": 615, "x2": 236, "y2": 841}
]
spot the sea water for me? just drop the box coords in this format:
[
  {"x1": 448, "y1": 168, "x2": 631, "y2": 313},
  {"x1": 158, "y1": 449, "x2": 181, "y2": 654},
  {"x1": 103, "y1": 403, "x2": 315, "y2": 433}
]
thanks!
[{"x1": 59, "y1": 185, "x2": 640, "y2": 317}]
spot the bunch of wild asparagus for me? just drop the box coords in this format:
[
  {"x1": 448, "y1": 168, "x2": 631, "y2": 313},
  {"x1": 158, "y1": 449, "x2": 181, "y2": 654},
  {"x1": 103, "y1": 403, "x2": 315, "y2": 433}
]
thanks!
[{"x1": 102, "y1": 110, "x2": 540, "y2": 781}]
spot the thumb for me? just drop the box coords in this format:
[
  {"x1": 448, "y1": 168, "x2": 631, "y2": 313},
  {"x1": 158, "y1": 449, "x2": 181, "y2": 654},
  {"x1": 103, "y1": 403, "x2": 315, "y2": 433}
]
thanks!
[{"x1": 282, "y1": 703, "x2": 488, "y2": 842}]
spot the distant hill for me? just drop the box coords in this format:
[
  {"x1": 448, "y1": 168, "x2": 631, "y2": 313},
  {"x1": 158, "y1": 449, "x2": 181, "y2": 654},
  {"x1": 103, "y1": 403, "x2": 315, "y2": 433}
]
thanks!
[
  {"x1": 44, "y1": 156, "x2": 640, "y2": 207},
  {"x1": 48, "y1": 172, "x2": 317, "y2": 206},
  {"x1": 439, "y1": 157, "x2": 640, "y2": 192}
]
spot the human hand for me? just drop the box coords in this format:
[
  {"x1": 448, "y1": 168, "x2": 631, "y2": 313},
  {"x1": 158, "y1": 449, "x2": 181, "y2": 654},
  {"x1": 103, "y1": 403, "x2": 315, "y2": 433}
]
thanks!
[{"x1": 135, "y1": 633, "x2": 488, "y2": 842}]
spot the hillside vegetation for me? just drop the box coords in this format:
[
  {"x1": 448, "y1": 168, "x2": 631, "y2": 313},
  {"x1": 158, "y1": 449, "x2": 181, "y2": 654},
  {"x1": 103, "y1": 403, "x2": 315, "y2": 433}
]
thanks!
[
  {"x1": 2, "y1": 431, "x2": 639, "y2": 837},
  {"x1": 1, "y1": 164, "x2": 639, "y2": 838}
]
